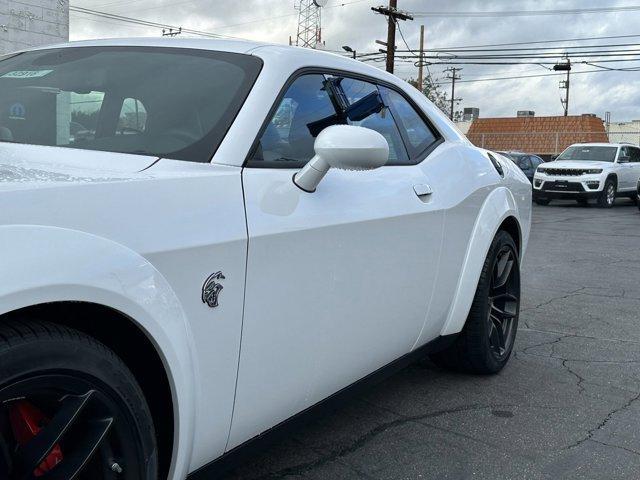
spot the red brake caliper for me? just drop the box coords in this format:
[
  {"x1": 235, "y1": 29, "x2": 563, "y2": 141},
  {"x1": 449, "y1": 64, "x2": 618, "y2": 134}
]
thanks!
[{"x1": 9, "y1": 401, "x2": 64, "y2": 476}]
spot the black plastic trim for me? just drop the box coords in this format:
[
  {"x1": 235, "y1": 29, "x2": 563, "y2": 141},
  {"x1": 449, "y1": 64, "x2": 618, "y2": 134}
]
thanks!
[
  {"x1": 291, "y1": 172, "x2": 316, "y2": 193},
  {"x1": 243, "y1": 66, "x2": 443, "y2": 169},
  {"x1": 187, "y1": 333, "x2": 458, "y2": 480}
]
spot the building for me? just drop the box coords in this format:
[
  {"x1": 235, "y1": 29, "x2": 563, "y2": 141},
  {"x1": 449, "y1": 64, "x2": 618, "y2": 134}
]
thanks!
[
  {"x1": 462, "y1": 107, "x2": 479, "y2": 121},
  {"x1": 466, "y1": 114, "x2": 608, "y2": 160},
  {"x1": 606, "y1": 120, "x2": 640, "y2": 145},
  {"x1": 0, "y1": 0, "x2": 68, "y2": 54}
]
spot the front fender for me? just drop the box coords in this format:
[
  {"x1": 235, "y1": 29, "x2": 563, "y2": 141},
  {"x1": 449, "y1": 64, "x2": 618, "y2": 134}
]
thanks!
[
  {"x1": 440, "y1": 187, "x2": 526, "y2": 336},
  {"x1": 0, "y1": 225, "x2": 196, "y2": 480}
]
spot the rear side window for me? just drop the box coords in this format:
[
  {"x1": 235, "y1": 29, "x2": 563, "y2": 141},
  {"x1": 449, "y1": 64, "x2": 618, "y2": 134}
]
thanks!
[
  {"x1": 336, "y1": 77, "x2": 408, "y2": 165},
  {"x1": 380, "y1": 87, "x2": 439, "y2": 157},
  {"x1": 629, "y1": 147, "x2": 640, "y2": 162}
]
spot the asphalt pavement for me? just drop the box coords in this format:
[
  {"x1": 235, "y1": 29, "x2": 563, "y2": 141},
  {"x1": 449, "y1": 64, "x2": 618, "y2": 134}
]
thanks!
[{"x1": 223, "y1": 198, "x2": 640, "y2": 480}]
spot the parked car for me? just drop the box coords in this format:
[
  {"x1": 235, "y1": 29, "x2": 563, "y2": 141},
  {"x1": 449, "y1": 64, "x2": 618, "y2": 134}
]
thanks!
[
  {"x1": 0, "y1": 39, "x2": 531, "y2": 480},
  {"x1": 533, "y1": 143, "x2": 640, "y2": 207},
  {"x1": 498, "y1": 151, "x2": 544, "y2": 182},
  {"x1": 637, "y1": 177, "x2": 640, "y2": 210}
]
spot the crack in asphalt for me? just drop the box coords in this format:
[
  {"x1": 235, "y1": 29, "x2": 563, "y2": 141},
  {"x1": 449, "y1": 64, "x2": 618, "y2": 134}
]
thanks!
[
  {"x1": 589, "y1": 438, "x2": 640, "y2": 457},
  {"x1": 248, "y1": 403, "x2": 524, "y2": 479},
  {"x1": 519, "y1": 327, "x2": 640, "y2": 346},
  {"x1": 520, "y1": 286, "x2": 587, "y2": 313},
  {"x1": 564, "y1": 391, "x2": 640, "y2": 451}
]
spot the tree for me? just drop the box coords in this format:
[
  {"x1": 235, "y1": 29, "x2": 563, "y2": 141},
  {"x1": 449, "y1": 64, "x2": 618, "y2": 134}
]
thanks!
[{"x1": 408, "y1": 75, "x2": 454, "y2": 117}]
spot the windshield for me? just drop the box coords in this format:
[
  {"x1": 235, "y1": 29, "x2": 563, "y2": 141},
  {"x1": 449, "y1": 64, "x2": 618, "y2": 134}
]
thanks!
[
  {"x1": 556, "y1": 145, "x2": 617, "y2": 162},
  {"x1": 0, "y1": 47, "x2": 262, "y2": 162}
]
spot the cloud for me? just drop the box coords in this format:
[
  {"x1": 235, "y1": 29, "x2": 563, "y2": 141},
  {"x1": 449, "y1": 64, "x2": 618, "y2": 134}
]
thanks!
[{"x1": 70, "y1": 0, "x2": 640, "y2": 120}]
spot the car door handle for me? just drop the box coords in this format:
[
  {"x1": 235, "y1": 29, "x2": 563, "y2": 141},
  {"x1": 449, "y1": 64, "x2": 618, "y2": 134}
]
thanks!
[{"x1": 413, "y1": 184, "x2": 433, "y2": 197}]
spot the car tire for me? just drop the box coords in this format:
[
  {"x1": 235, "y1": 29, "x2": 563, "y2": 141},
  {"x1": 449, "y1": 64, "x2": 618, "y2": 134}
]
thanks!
[
  {"x1": 430, "y1": 230, "x2": 520, "y2": 374},
  {"x1": 534, "y1": 198, "x2": 551, "y2": 205},
  {"x1": 0, "y1": 320, "x2": 158, "y2": 480},
  {"x1": 598, "y1": 179, "x2": 616, "y2": 208}
]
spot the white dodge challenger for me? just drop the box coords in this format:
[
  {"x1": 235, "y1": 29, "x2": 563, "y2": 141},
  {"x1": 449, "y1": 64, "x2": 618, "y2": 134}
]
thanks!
[{"x1": 0, "y1": 39, "x2": 531, "y2": 479}]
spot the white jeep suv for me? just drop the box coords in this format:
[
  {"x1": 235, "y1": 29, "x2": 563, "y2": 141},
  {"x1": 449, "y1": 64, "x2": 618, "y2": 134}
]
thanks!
[{"x1": 533, "y1": 143, "x2": 640, "y2": 207}]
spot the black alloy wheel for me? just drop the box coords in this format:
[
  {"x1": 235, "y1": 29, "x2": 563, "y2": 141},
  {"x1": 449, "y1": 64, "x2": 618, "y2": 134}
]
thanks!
[
  {"x1": 430, "y1": 230, "x2": 520, "y2": 374},
  {"x1": 487, "y1": 245, "x2": 519, "y2": 360},
  {"x1": 0, "y1": 321, "x2": 157, "y2": 480}
]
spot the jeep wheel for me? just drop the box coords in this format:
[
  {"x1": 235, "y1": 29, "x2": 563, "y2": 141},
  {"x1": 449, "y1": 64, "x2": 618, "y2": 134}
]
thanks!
[
  {"x1": 0, "y1": 320, "x2": 157, "y2": 480},
  {"x1": 430, "y1": 230, "x2": 520, "y2": 374},
  {"x1": 534, "y1": 198, "x2": 551, "y2": 206},
  {"x1": 598, "y1": 179, "x2": 616, "y2": 208}
]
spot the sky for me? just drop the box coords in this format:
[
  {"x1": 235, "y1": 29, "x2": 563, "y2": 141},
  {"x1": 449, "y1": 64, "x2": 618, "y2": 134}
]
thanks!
[{"x1": 69, "y1": 0, "x2": 640, "y2": 121}]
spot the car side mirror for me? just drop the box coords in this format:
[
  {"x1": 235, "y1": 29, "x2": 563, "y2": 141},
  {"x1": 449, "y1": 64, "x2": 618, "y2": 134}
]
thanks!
[
  {"x1": 618, "y1": 155, "x2": 630, "y2": 163},
  {"x1": 293, "y1": 125, "x2": 389, "y2": 193}
]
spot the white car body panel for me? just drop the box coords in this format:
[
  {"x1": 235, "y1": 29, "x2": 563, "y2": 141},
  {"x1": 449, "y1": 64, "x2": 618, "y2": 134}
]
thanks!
[
  {"x1": 0, "y1": 225, "x2": 197, "y2": 480},
  {"x1": 0, "y1": 38, "x2": 532, "y2": 478},
  {"x1": 230, "y1": 161, "x2": 445, "y2": 447},
  {"x1": 0, "y1": 150, "x2": 250, "y2": 475}
]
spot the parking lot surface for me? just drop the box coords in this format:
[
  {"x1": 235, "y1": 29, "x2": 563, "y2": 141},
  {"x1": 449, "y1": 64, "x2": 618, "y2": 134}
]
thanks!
[{"x1": 224, "y1": 200, "x2": 640, "y2": 480}]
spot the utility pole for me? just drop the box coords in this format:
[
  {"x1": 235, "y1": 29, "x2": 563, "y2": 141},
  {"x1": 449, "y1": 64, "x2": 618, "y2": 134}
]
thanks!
[
  {"x1": 372, "y1": 1, "x2": 413, "y2": 73},
  {"x1": 416, "y1": 24, "x2": 425, "y2": 91},
  {"x1": 444, "y1": 67, "x2": 462, "y2": 120},
  {"x1": 554, "y1": 57, "x2": 571, "y2": 116}
]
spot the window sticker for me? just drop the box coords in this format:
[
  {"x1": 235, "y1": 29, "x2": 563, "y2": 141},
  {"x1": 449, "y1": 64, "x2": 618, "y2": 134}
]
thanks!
[
  {"x1": 1, "y1": 70, "x2": 53, "y2": 79},
  {"x1": 8, "y1": 103, "x2": 26, "y2": 120}
]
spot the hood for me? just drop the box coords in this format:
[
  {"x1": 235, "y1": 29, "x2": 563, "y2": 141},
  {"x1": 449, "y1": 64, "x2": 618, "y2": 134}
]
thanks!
[
  {"x1": 0, "y1": 143, "x2": 158, "y2": 192},
  {"x1": 542, "y1": 160, "x2": 613, "y2": 170}
]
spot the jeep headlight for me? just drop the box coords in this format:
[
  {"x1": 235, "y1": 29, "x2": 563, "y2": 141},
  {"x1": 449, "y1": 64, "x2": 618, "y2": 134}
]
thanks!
[
  {"x1": 536, "y1": 167, "x2": 546, "y2": 174},
  {"x1": 584, "y1": 168, "x2": 603, "y2": 174}
]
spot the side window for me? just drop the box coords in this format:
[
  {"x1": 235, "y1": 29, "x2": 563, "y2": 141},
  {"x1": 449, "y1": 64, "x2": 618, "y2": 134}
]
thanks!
[
  {"x1": 380, "y1": 86, "x2": 438, "y2": 157},
  {"x1": 337, "y1": 78, "x2": 409, "y2": 165},
  {"x1": 618, "y1": 147, "x2": 629, "y2": 161},
  {"x1": 118, "y1": 98, "x2": 147, "y2": 135},
  {"x1": 629, "y1": 147, "x2": 640, "y2": 162},
  {"x1": 250, "y1": 74, "x2": 338, "y2": 168},
  {"x1": 519, "y1": 156, "x2": 532, "y2": 170}
]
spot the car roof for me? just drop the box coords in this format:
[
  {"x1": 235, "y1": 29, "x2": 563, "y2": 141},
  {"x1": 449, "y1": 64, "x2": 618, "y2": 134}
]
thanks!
[
  {"x1": 570, "y1": 143, "x2": 622, "y2": 147},
  {"x1": 22, "y1": 37, "x2": 402, "y2": 87},
  {"x1": 25, "y1": 37, "x2": 271, "y2": 54}
]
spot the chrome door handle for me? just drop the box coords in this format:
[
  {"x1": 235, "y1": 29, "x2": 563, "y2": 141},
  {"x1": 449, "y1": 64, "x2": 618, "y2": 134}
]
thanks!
[{"x1": 413, "y1": 184, "x2": 433, "y2": 197}]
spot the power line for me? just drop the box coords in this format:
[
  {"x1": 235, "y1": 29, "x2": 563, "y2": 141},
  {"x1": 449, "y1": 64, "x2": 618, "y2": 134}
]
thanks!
[
  {"x1": 429, "y1": 67, "x2": 640, "y2": 86},
  {"x1": 421, "y1": 34, "x2": 640, "y2": 51},
  {"x1": 69, "y1": 5, "x2": 245, "y2": 39},
  {"x1": 410, "y1": 5, "x2": 640, "y2": 18}
]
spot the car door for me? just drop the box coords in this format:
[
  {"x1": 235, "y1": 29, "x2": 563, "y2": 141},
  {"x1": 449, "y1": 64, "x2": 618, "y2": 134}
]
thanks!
[
  {"x1": 627, "y1": 147, "x2": 640, "y2": 190},
  {"x1": 228, "y1": 73, "x2": 446, "y2": 447},
  {"x1": 617, "y1": 146, "x2": 635, "y2": 190}
]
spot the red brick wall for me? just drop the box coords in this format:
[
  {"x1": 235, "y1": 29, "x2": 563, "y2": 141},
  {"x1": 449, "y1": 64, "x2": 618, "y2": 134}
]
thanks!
[{"x1": 466, "y1": 115, "x2": 608, "y2": 155}]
